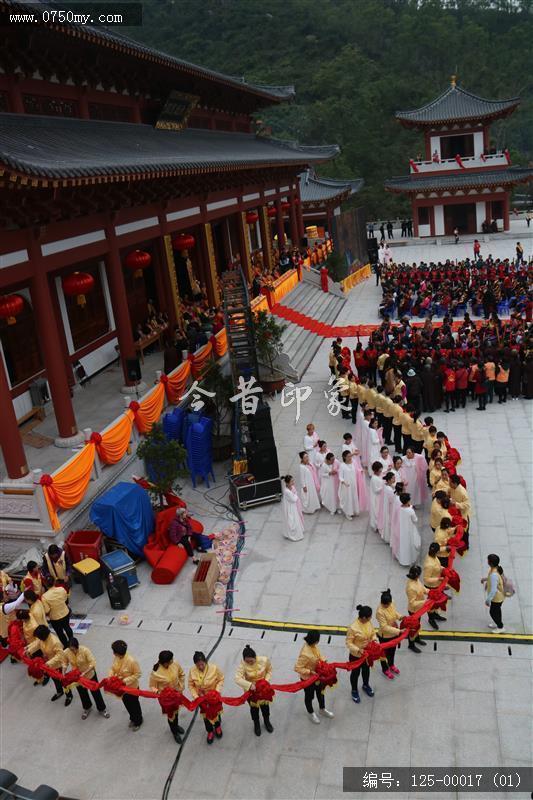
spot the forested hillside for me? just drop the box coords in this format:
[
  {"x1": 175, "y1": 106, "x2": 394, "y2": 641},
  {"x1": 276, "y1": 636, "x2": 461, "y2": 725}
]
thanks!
[{"x1": 130, "y1": 0, "x2": 533, "y2": 216}]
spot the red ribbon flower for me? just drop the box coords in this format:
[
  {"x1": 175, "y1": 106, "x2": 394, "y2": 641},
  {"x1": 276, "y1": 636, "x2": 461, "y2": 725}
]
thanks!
[
  {"x1": 101, "y1": 676, "x2": 127, "y2": 697},
  {"x1": 400, "y1": 614, "x2": 421, "y2": 635},
  {"x1": 90, "y1": 432, "x2": 102, "y2": 445},
  {"x1": 249, "y1": 678, "x2": 275, "y2": 705},
  {"x1": 27, "y1": 657, "x2": 47, "y2": 682},
  {"x1": 61, "y1": 668, "x2": 82, "y2": 688},
  {"x1": 129, "y1": 401, "x2": 140, "y2": 413},
  {"x1": 442, "y1": 567, "x2": 461, "y2": 593},
  {"x1": 159, "y1": 374, "x2": 169, "y2": 385},
  {"x1": 40, "y1": 474, "x2": 54, "y2": 487},
  {"x1": 362, "y1": 640, "x2": 385, "y2": 667},
  {"x1": 428, "y1": 587, "x2": 449, "y2": 611},
  {"x1": 198, "y1": 690, "x2": 223, "y2": 722},
  {"x1": 158, "y1": 687, "x2": 185, "y2": 719},
  {"x1": 314, "y1": 660, "x2": 338, "y2": 689}
]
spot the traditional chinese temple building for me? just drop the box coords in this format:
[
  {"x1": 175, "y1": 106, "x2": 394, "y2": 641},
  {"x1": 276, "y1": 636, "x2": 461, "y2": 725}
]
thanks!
[
  {"x1": 299, "y1": 169, "x2": 363, "y2": 235},
  {"x1": 385, "y1": 79, "x2": 533, "y2": 237},
  {"x1": 0, "y1": 0, "x2": 343, "y2": 479}
]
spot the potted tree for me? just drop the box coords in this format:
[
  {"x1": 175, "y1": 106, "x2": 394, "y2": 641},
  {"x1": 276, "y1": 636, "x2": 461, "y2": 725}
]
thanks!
[
  {"x1": 200, "y1": 362, "x2": 234, "y2": 461},
  {"x1": 136, "y1": 423, "x2": 187, "y2": 509},
  {"x1": 254, "y1": 310, "x2": 287, "y2": 393}
]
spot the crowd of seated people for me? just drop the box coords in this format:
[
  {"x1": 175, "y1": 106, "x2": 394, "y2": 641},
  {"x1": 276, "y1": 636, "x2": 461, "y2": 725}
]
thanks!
[{"x1": 379, "y1": 257, "x2": 532, "y2": 320}]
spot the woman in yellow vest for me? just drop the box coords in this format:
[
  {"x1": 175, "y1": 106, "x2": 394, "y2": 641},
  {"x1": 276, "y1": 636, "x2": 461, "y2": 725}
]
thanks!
[
  {"x1": 235, "y1": 645, "x2": 274, "y2": 737},
  {"x1": 21, "y1": 561, "x2": 44, "y2": 597},
  {"x1": 376, "y1": 591, "x2": 402, "y2": 680},
  {"x1": 346, "y1": 605, "x2": 378, "y2": 703},
  {"x1": 294, "y1": 631, "x2": 334, "y2": 724},
  {"x1": 41, "y1": 580, "x2": 72, "y2": 647},
  {"x1": 188, "y1": 651, "x2": 224, "y2": 744},
  {"x1": 149, "y1": 650, "x2": 185, "y2": 742},
  {"x1": 481, "y1": 553, "x2": 506, "y2": 632},
  {"x1": 495, "y1": 361, "x2": 509, "y2": 404},
  {"x1": 26, "y1": 624, "x2": 70, "y2": 703},
  {"x1": 109, "y1": 640, "x2": 143, "y2": 731},
  {"x1": 405, "y1": 566, "x2": 428, "y2": 654},
  {"x1": 42, "y1": 544, "x2": 71, "y2": 588},
  {"x1": 63, "y1": 637, "x2": 110, "y2": 720},
  {"x1": 423, "y1": 542, "x2": 447, "y2": 630}
]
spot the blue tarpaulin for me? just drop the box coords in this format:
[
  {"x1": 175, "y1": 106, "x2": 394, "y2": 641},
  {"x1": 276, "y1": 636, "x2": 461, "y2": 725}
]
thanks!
[{"x1": 89, "y1": 482, "x2": 154, "y2": 557}]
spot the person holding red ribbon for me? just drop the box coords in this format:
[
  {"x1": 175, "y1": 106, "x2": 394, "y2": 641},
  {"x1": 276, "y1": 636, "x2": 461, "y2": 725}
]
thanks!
[
  {"x1": 423, "y1": 543, "x2": 448, "y2": 629},
  {"x1": 346, "y1": 605, "x2": 379, "y2": 703},
  {"x1": 294, "y1": 631, "x2": 335, "y2": 724},
  {"x1": 108, "y1": 640, "x2": 143, "y2": 731},
  {"x1": 63, "y1": 638, "x2": 110, "y2": 720},
  {"x1": 376, "y1": 591, "x2": 403, "y2": 680},
  {"x1": 25, "y1": 624, "x2": 69, "y2": 703},
  {"x1": 149, "y1": 650, "x2": 185, "y2": 742},
  {"x1": 188, "y1": 651, "x2": 224, "y2": 745},
  {"x1": 405, "y1": 566, "x2": 428, "y2": 653},
  {"x1": 235, "y1": 645, "x2": 274, "y2": 737}
]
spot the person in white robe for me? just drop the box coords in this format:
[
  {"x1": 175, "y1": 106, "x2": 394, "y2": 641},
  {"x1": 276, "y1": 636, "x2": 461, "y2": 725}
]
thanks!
[
  {"x1": 320, "y1": 453, "x2": 339, "y2": 515},
  {"x1": 303, "y1": 423, "x2": 319, "y2": 457},
  {"x1": 389, "y1": 484, "x2": 404, "y2": 559},
  {"x1": 314, "y1": 440, "x2": 328, "y2": 477},
  {"x1": 396, "y1": 493, "x2": 421, "y2": 566},
  {"x1": 354, "y1": 404, "x2": 365, "y2": 456},
  {"x1": 391, "y1": 455, "x2": 408, "y2": 490},
  {"x1": 401, "y1": 448, "x2": 425, "y2": 507},
  {"x1": 338, "y1": 451, "x2": 360, "y2": 519},
  {"x1": 340, "y1": 433, "x2": 359, "y2": 459},
  {"x1": 281, "y1": 476, "x2": 305, "y2": 541},
  {"x1": 360, "y1": 411, "x2": 373, "y2": 467},
  {"x1": 369, "y1": 461, "x2": 384, "y2": 532},
  {"x1": 298, "y1": 452, "x2": 321, "y2": 514},
  {"x1": 382, "y1": 472, "x2": 396, "y2": 544},
  {"x1": 367, "y1": 419, "x2": 382, "y2": 476},
  {"x1": 341, "y1": 435, "x2": 368, "y2": 512},
  {"x1": 378, "y1": 445, "x2": 393, "y2": 474}
]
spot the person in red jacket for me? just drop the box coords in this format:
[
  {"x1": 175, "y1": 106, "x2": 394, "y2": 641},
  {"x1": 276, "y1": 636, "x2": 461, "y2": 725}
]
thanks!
[
  {"x1": 443, "y1": 363, "x2": 456, "y2": 413},
  {"x1": 454, "y1": 361, "x2": 469, "y2": 409}
]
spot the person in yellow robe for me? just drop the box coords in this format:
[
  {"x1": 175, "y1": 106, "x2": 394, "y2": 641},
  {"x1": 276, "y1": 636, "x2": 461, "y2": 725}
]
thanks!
[
  {"x1": 23, "y1": 590, "x2": 47, "y2": 631},
  {"x1": 149, "y1": 650, "x2": 185, "y2": 742},
  {"x1": 109, "y1": 640, "x2": 143, "y2": 731},
  {"x1": 294, "y1": 631, "x2": 334, "y2": 724},
  {"x1": 434, "y1": 518, "x2": 455, "y2": 568},
  {"x1": 21, "y1": 561, "x2": 44, "y2": 596},
  {"x1": 0, "y1": 574, "x2": 17, "y2": 647},
  {"x1": 63, "y1": 638, "x2": 109, "y2": 720},
  {"x1": 42, "y1": 544, "x2": 71, "y2": 589},
  {"x1": 41, "y1": 580, "x2": 72, "y2": 647},
  {"x1": 430, "y1": 490, "x2": 450, "y2": 531},
  {"x1": 346, "y1": 605, "x2": 378, "y2": 703},
  {"x1": 405, "y1": 566, "x2": 428, "y2": 653},
  {"x1": 423, "y1": 542, "x2": 447, "y2": 629},
  {"x1": 450, "y1": 474, "x2": 471, "y2": 549},
  {"x1": 188, "y1": 651, "x2": 224, "y2": 744},
  {"x1": 376, "y1": 590, "x2": 403, "y2": 680},
  {"x1": 429, "y1": 458, "x2": 444, "y2": 491},
  {"x1": 235, "y1": 645, "x2": 274, "y2": 737},
  {"x1": 26, "y1": 624, "x2": 70, "y2": 703}
]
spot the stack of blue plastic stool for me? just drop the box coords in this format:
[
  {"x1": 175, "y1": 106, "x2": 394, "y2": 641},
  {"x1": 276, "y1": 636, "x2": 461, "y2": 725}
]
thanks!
[{"x1": 185, "y1": 415, "x2": 215, "y2": 488}]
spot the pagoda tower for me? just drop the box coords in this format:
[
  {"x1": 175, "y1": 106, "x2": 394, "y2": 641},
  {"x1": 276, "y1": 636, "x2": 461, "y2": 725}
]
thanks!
[{"x1": 385, "y1": 78, "x2": 533, "y2": 237}]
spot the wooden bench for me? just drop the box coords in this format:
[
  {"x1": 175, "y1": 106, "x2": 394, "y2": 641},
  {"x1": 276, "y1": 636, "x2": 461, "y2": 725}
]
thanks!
[
  {"x1": 134, "y1": 326, "x2": 168, "y2": 363},
  {"x1": 17, "y1": 406, "x2": 46, "y2": 427}
]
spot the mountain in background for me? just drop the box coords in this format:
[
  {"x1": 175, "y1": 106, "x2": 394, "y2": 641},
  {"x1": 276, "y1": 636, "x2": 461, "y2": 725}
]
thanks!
[{"x1": 128, "y1": 0, "x2": 532, "y2": 217}]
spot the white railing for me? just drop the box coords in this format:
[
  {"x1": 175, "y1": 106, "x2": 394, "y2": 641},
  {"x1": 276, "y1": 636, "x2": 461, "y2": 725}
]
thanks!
[{"x1": 409, "y1": 152, "x2": 508, "y2": 174}]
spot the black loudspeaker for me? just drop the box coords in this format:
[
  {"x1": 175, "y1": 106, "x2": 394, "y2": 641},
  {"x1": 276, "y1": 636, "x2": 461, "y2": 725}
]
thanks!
[
  {"x1": 126, "y1": 357, "x2": 142, "y2": 382},
  {"x1": 367, "y1": 236, "x2": 379, "y2": 263},
  {"x1": 248, "y1": 404, "x2": 275, "y2": 444},
  {"x1": 246, "y1": 443, "x2": 279, "y2": 482}
]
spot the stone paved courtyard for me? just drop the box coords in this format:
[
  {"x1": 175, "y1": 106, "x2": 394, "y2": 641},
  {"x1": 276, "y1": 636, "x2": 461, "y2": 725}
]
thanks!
[{"x1": 1, "y1": 259, "x2": 531, "y2": 800}]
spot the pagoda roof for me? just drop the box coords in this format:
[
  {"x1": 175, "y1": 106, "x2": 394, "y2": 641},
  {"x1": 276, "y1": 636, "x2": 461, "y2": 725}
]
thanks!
[
  {"x1": 384, "y1": 167, "x2": 533, "y2": 194},
  {"x1": 0, "y1": 0, "x2": 295, "y2": 106},
  {"x1": 0, "y1": 114, "x2": 339, "y2": 186},
  {"x1": 396, "y1": 84, "x2": 520, "y2": 127},
  {"x1": 299, "y1": 171, "x2": 364, "y2": 204}
]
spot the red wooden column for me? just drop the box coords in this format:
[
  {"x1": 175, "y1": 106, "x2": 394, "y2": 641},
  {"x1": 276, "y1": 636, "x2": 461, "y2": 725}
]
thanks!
[
  {"x1": 275, "y1": 199, "x2": 285, "y2": 251},
  {"x1": 258, "y1": 206, "x2": 273, "y2": 271},
  {"x1": 152, "y1": 235, "x2": 177, "y2": 330},
  {"x1": 503, "y1": 192, "x2": 510, "y2": 231},
  {"x1": 295, "y1": 187, "x2": 305, "y2": 242},
  {"x1": 289, "y1": 192, "x2": 299, "y2": 246},
  {"x1": 104, "y1": 223, "x2": 139, "y2": 388},
  {"x1": 31, "y1": 268, "x2": 79, "y2": 440},
  {"x1": 236, "y1": 211, "x2": 253, "y2": 284},
  {"x1": 0, "y1": 355, "x2": 29, "y2": 478}
]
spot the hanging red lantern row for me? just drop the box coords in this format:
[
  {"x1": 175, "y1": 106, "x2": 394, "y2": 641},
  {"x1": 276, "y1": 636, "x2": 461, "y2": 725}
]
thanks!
[
  {"x1": 245, "y1": 210, "x2": 259, "y2": 225},
  {"x1": 172, "y1": 233, "x2": 196, "y2": 252},
  {"x1": 281, "y1": 201, "x2": 291, "y2": 212},
  {"x1": 267, "y1": 206, "x2": 277, "y2": 218},
  {"x1": 125, "y1": 249, "x2": 152, "y2": 279},
  {"x1": 62, "y1": 272, "x2": 95, "y2": 307},
  {"x1": 0, "y1": 293, "x2": 24, "y2": 325}
]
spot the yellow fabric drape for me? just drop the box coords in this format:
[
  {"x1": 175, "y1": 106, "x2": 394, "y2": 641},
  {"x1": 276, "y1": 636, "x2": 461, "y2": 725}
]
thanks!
[
  {"x1": 132, "y1": 384, "x2": 166, "y2": 434},
  {"x1": 213, "y1": 329, "x2": 227, "y2": 357},
  {"x1": 270, "y1": 269, "x2": 299, "y2": 305},
  {"x1": 97, "y1": 410, "x2": 134, "y2": 464},
  {"x1": 191, "y1": 342, "x2": 213, "y2": 378},
  {"x1": 340, "y1": 264, "x2": 371, "y2": 293},
  {"x1": 41, "y1": 443, "x2": 96, "y2": 530},
  {"x1": 251, "y1": 295, "x2": 269, "y2": 315},
  {"x1": 164, "y1": 361, "x2": 191, "y2": 404}
]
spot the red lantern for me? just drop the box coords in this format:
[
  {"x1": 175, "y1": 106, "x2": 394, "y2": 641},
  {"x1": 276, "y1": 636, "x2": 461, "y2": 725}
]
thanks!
[
  {"x1": 0, "y1": 293, "x2": 24, "y2": 325},
  {"x1": 267, "y1": 206, "x2": 277, "y2": 218},
  {"x1": 281, "y1": 201, "x2": 291, "y2": 212},
  {"x1": 172, "y1": 233, "x2": 196, "y2": 252},
  {"x1": 245, "y1": 210, "x2": 259, "y2": 225},
  {"x1": 62, "y1": 272, "x2": 95, "y2": 307},
  {"x1": 125, "y1": 249, "x2": 152, "y2": 279}
]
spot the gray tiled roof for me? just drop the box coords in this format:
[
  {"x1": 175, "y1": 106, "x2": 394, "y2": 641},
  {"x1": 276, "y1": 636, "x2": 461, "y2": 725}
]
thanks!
[
  {"x1": 384, "y1": 167, "x2": 533, "y2": 194},
  {"x1": 299, "y1": 173, "x2": 364, "y2": 203},
  {"x1": 0, "y1": 0, "x2": 295, "y2": 103},
  {"x1": 396, "y1": 84, "x2": 520, "y2": 125},
  {"x1": 0, "y1": 114, "x2": 339, "y2": 181}
]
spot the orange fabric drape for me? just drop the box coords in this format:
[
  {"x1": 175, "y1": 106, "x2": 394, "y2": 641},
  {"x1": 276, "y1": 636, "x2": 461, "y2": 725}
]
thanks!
[
  {"x1": 191, "y1": 342, "x2": 213, "y2": 378},
  {"x1": 213, "y1": 329, "x2": 228, "y2": 357},
  {"x1": 164, "y1": 361, "x2": 191, "y2": 404},
  {"x1": 41, "y1": 443, "x2": 96, "y2": 530},
  {"x1": 271, "y1": 269, "x2": 299, "y2": 305},
  {"x1": 96, "y1": 410, "x2": 134, "y2": 464},
  {"x1": 340, "y1": 264, "x2": 371, "y2": 293},
  {"x1": 131, "y1": 384, "x2": 165, "y2": 434}
]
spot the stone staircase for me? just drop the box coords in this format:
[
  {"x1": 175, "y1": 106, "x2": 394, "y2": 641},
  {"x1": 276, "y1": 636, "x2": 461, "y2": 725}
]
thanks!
[{"x1": 272, "y1": 282, "x2": 346, "y2": 381}]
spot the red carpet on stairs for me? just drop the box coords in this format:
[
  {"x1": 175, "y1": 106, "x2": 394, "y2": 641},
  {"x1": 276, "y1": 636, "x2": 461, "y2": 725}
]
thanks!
[{"x1": 272, "y1": 303, "x2": 481, "y2": 339}]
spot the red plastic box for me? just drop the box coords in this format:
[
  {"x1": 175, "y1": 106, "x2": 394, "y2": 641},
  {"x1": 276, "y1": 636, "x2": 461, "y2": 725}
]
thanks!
[{"x1": 65, "y1": 530, "x2": 103, "y2": 565}]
